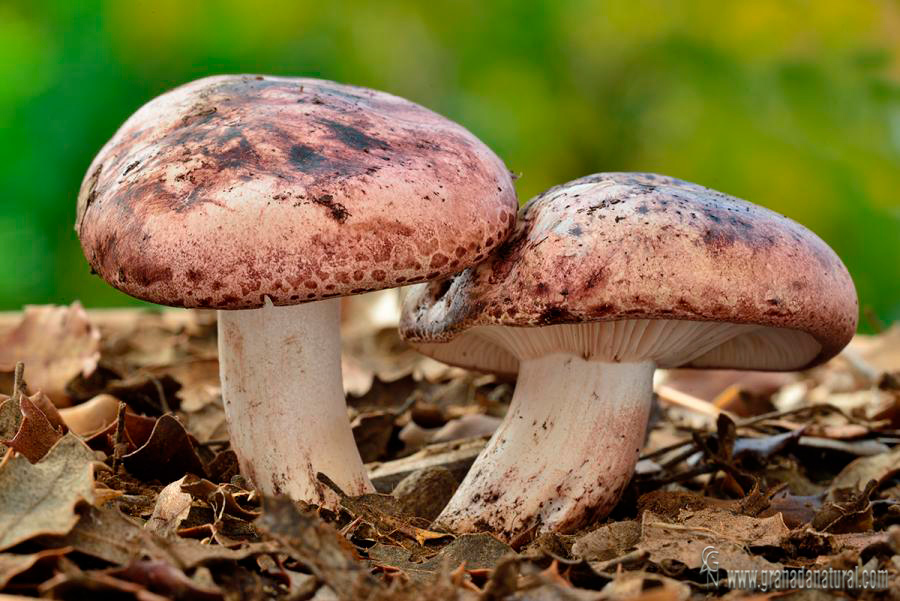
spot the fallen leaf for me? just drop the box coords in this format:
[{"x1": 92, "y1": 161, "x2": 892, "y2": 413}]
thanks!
[
  {"x1": 109, "y1": 560, "x2": 223, "y2": 601},
  {"x1": 572, "y1": 520, "x2": 641, "y2": 561},
  {"x1": 368, "y1": 533, "x2": 515, "y2": 576},
  {"x1": 59, "y1": 393, "x2": 120, "y2": 436},
  {"x1": 829, "y1": 446, "x2": 900, "y2": 494},
  {"x1": 122, "y1": 414, "x2": 207, "y2": 482},
  {"x1": 2, "y1": 392, "x2": 63, "y2": 462},
  {"x1": 634, "y1": 509, "x2": 785, "y2": 573},
  {"x1": 145, "y1": 477, "x2": 192, "y2": 536},
  {"x1": 85, "y1": 411, "x2": 156, "y2": 455},
  {"x1": 0, "y1": 303, "x2": 100, "y2": 406},
  {"x1": 60, "y1": 505, "x2": 146, "y2": 565},
  {"x1": 732, "y1": 428, "x2": 804, "y2": 465},
  {"x1": 0, "y1": 547, "x2": 72, "y2": 589},
  {"x1": 0, "y1": 434, "x2": 95, "y2": 550},
  {"x1": 257, "y1": 495, "x2": 378, "y2": 600},
  {"x1": 351, "y1": 411, "x2": 395, "y2": 462}
]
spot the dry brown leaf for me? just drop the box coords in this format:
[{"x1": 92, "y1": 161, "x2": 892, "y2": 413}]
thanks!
[
  {"x1": 0, "y1": 303, "x2": 100, "y2": 406},
  {"x1": 0, "y1": 547, "x2": 72, "y2": 589},
  {"x1": 601, "y1": 570, "x2": 690, "y2": 601},
  {"x1": 368, "y1": 533, "x2": 515, "y2": 577},
  {"x1": 61, "y1": 506, "x2": 146, "y2": 565},
  {"x1": 58, "y1": 393, "x2": 121, "y2": 436},
  {"x1": 572, "y1": 520, "x2": 641, "y2": 561},
  {"x1": 634, "y1": 509, "x2": 785, "y2": 573},
  {"x1": 2, "y1": 392, "x2": 63, "y2": 462},
  {"x1": 122, "y1": 414, "x2": 207, "y2": 481},
  {"x1": 257, "y1": 495, "x2": 378, "y2": 600},
  {"x1": 145, "y1": 477, "x2": 192, "y2": 537},
  {"x1": 0, "y1": 433, "x2": 96, "y2": 550},
  {"x1": 109, "y1": 560, "x2": 224, "y2": 601},
  {"x1": 829, "y1": 445, "x2": 900, "y2": 495}
]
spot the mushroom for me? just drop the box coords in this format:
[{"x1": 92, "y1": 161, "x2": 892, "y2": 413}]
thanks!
[
  {"x1": 75, "y1": 75, "x2": 517, "y2": 505},
  {"x1": 400, "y1": 172, "x2": 858, "y2": 542}
]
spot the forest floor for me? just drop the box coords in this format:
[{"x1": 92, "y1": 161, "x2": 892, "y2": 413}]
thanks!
[{"x1": 0, "y1": 293, "x2": 896, "y2": 600}]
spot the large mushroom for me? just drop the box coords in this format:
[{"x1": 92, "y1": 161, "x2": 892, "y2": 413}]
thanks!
[
  {"x1": 401, "y1": 172, "x2": 858, "y2": 542},
  {"x1": 76, "y1": 75, "x2": 517, "y2": 505}
]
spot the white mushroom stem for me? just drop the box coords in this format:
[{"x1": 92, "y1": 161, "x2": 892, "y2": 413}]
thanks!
[
  {"x1": 217, "y1": 298, "x2": 373, "y2": 506},
  {"x1": 435, "y1": 354, "x2": 654, "y2": 542}
]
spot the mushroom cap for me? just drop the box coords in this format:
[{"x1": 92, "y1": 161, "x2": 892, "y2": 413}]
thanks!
[
  {"x1": 401, "y1": 172, "x2": 858, "y2": 372},
  {"x1": 76, "y1": 75, "x2": 517, "y2": 309}
]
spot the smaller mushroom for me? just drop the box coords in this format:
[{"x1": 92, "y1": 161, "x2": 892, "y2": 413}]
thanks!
[{"x1": 401, "y1": 172, "x2": 858, "y2": 542}]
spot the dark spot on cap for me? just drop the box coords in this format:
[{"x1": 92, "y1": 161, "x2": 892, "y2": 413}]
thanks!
[
  {"x1": 289, "y1": 144, "x2": 327, "y2": 171},
  {"x1": 311, "y1": 194, "x2": 350, "y2": 223},
  {"x1": 319, "y1": 118, "x2": 386, "y2": 152}
]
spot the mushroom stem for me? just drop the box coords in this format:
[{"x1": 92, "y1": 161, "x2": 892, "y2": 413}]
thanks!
[
  {"x1": 217, "y1": 298, "x2": 373, "y2": 506},
  {"x1": 435, "y1": 354, "x2": 654, "y2": 541}
]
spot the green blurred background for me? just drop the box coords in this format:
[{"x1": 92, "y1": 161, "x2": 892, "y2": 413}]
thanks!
[{"x1": 2, "y1": 1, "x2": 898, "y2": 328}]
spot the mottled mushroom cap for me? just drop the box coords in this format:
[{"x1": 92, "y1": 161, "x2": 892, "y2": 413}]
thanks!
[
  {"x1": 401, "y1": 173, "x2": 858, "y2": 372},
  {"x1": 76, "y1": 75, "x2": 517, "y2": 309}
]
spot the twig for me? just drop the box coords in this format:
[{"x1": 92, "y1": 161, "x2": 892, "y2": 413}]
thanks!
[
  {"x1": 12, "y1": 362, "x2": 25, "y2": 400},
  {"x1": 111, "y1": 401, "x2": 127, "y2": 474},
  {"x1": 147, "y1": 373, "x2": 170, "y2": 414}
]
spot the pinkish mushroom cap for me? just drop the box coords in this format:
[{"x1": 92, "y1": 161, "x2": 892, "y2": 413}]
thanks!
[
  {"x1": 400, "y1": 172, "x2": 858, "y2": 543},
  {"x1": 403, "y1": 172, "x2": 858, "y2": 374},
  {"x1": 76, "y1": 75, "x2": 517, "y2": 308},
  {"x1": 75, "y1": 75, "x2": 517, "y2": 508}
]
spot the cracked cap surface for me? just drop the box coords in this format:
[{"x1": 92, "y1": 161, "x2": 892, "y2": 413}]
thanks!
[
  {"x1": 401, "y1": 172, "x2": 859, "y2": 371},
  {"x1": 76, "y1": 75, "x2": 517, "y2": 309}
]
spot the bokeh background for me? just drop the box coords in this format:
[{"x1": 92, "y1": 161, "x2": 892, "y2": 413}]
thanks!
[{"x1": 2, "y1": 1, "x2": 898, "y2": 328}]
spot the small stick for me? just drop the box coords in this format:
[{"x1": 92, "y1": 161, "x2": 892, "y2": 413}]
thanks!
[
  {"x1": 148, "y1": 374, "x2": 170, "y2": 414},
  {"x1": 0, "y1": 447, "x2": 13, "y2": 470},
  {"x1": 316, "y1": 472, "x2": 348, "y2": 500},
  {"x1": 111, "y1": 401, "x2": 127, "y2": 474},
  {"x1": 12, "y1": 362, "x2": 25, "y2": 401}
]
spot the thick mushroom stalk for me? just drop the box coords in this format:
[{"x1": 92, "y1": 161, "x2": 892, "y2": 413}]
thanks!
[
  {"x1": 217, "y1": 298, "x2": 373, "y2": 505},
  {"x1": 435, "y1": 354, "x2": 654, "y2": 541}
]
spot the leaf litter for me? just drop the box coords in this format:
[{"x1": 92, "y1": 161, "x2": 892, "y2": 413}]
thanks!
[{"x1": 0, "y1": 296, "x2": 894, "y2": 599}]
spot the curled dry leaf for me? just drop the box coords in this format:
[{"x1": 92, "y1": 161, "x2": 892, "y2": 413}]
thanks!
[
  {"x1": 257, "y1": 495, "x2": 377, "y2": 601},
  {"x1": 85, "y1": 411, "x2": 156, "y2": 455},
  {"x1": 0, "y1": 547, "x2": 72, "y2": 590},
  {"x1": 145, "y1": 477, "x2": 192, "y2": 537},
  {"x1": 109, "y1": 560, "x2": 224, "y2": 601},
  {"x1": 0, "y1": 434, "x2": 96, "y2": 550},
  {"x1": 0, "y1": 303, "x2": 100, "y2": 406},
  {"x1": 2, "y1": 391, "x2": 63, "y2": 463},
  {"x1": 121, "y1": 414, "x2": 207, "y2": 482},
  {"x1": 829, "y1": 446, "x2": 900, "y2": 495},
  {"x1": 58, "y1": 393, "x2": 121, "y2": 436}
]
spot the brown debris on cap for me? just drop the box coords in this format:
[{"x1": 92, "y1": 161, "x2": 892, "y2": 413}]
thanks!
[
  {"x1": 76, "y1": 75, "x2": 517, "y2": 309},
  {"x1": 402, "y1": 172, "x2": 858, "y2": 371}
]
